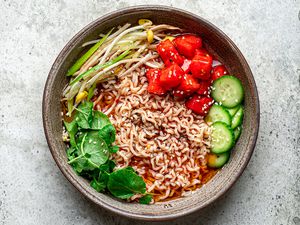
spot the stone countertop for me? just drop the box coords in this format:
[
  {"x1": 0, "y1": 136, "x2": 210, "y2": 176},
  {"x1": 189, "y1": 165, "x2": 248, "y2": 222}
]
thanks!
[{"x1": 0, "y1": 0, "x2": 299, "y2": 224}]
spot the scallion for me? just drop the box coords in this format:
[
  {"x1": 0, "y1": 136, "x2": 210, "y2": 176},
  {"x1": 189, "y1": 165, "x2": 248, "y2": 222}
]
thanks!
[{"x1": 67, "y1": 28, "x2": 114, "y2": 76}]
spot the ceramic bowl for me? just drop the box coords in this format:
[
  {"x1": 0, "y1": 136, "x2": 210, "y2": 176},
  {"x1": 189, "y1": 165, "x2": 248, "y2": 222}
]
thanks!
[{"x1": 43, "y1": 5, "x2": 259, "y2": 221}]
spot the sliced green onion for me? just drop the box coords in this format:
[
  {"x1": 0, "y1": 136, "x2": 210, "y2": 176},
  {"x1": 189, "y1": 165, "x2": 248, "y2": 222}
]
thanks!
[
  {"x1": 67, "y1": 28, "x2": 114, "y2": 76},
  {"x1": 87, "y1": 83, "x2": 96, "y2": 101},
  {"x1": 70, "y1": 49, "x2": 131, "y2": 86},
  {"x1": 67, "y1": 99, "x2": 74, "y2": 116}
]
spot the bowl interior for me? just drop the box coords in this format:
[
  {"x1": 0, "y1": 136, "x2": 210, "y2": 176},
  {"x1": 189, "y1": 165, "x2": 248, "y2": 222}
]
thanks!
[{"x1": 43, "y1": 6, "x2": 259, "y2": 220}]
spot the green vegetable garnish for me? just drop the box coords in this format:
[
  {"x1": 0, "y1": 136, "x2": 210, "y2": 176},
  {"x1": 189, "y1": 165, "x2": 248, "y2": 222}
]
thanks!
[
  {"x1": 90, "y1": 111, "x2": 111, "y2": 130},
  {"x1": 69, "y1": 49, "x2": 131, "y2": 86},
  {"x1": 64, "y1": 101, "x2": 147, "y2": 202},
  {"x1": 87, "y1": 83, "x2": 96, "y2": 101},
  {"x1": 68, "y1": 131, "x2": 109, "y2": 171},
  {"x1": 139, "y1": 194, "x2": 152, "y2": 204},
  {"x1": 64, "y1": 119, "x2": 78, "y2": 147},
  {"x1": 98, "y1": 124, "x2": 116, "y2": 145},
  {"x1": 107, "y1": 167, "x2": 146, "y2": 199},
  {"x1": 90, "y1": 177, "x2": 107, "y2": 192},
  {"x1": 90, "y1": 160, "x2": 116, "y2": 192},
  {"x1": 67, "y1": 28, "x2": 114, "y2": 76},
  {"x1": 75, "y1": 101, "x2": 93, "y2": 129},
  {"x1": 67, "y1": 99, "x2": 74, "y2": 116},
  {"x1": 108, "y1": 145, "x2": 119, "y2": 153}
]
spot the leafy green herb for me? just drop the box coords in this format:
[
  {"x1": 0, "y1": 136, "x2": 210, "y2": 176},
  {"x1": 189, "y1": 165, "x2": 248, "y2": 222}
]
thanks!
[
  {"x1": 64, "y1": 119, "x2": 78, "y2": 147},
  {"x1": 124, "y1": 167, "x2": 135, "y2": 173},
  {"x1": 64, "y1": 101, "x2": 148, "y2": 203},
  {"x1": 98, "y1": 124, "x2": 116, "y2": 145},
  {"x1": 75, "y1": 101, "x2": 93, "y2": 129},
  {"x1": 91, "y1": 111, "x2": 111, "y2": 130},
  {"x1": 139, "y1": 194, "x2": 152, "y2": 204},
  {"x1": 83, "y1": 131, "x2": 109, "y2": 166},
  {"x1": 99, "y1": 160, "x2": 116, "y2": 172},
  {"x1": 66, "y1": 146, "x2": 78, "y2": 161},
  {"x1": 67, "y1": 28, "x2": 114, "y2": 76},
  {"x1": 90, "y1": 178, "x2": 107, "y2": 192},
  {"x1": 107, "y1": 167, "x2": 146, "y2": 199},
  {"x1": 68, "y1": 131, "x2": 109, "y2": 171},
  {"x1": 90, "y1": 160, "x2": 116, "y2": 192},
  {"x1": 108, "y1": 145, "x2": 119, "y2": 153}
]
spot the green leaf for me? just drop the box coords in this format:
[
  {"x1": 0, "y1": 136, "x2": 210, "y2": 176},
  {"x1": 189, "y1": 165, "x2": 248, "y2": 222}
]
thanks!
[
  {"x1": 75, "y1": 102, "x2": 93, "y2": 129},
  {"x1": 64, "y1": 119, "x2": 78, "y2": 147},
  {"x1": 82, "y1": 131, "x2": 109, "y2": 167},
  {"x1": 124, "y1": 167, "x2": 135, "y2": 173},
  {"x1": 69, "y1": 155, "x2": 89, "y2": 173},
  {"x1": 68, "y1": 131, "x2": 109, "y2": 171},
  {"x1": 108, "y1": 145, "x2": 119, "y2": 153},
  {"x1": 139, "y1": 194, "x2": 152, "y2": 204},
  {"x1": 80, "y1": 167, "x2": 100, "y2": 180},
  {"x1": 67, "y1": 28, "x2": 114, "y2": 76},
  {"x1": 66, "y1": 146, "x2": 78, "y2": 160},
  {"x1": 90, "y1": 111, "x2": 111, "y2": 130},
  {"x1": 90, "y1": 160, "x2": 116, "y2": 192},
  {"x1": 99, "y1": 160, "x2": 116, "y2": 173},
  {"x1": 107, "y1": 167, "x2": 146, "y2": 199},
  {"x1": 107, "y1": 160, "x2": 116, "y2": 171},
  {"x1": 90, "y1": 178, "x2": 107, "y2": 192},
  {"x1": 99, "y1": 124, "x2": 116, "y2": 145}
]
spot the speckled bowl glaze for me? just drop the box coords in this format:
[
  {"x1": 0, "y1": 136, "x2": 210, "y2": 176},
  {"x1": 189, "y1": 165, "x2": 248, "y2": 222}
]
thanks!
[{"x1": 42, "y1": 5, "x2": 259, "y2": 221}]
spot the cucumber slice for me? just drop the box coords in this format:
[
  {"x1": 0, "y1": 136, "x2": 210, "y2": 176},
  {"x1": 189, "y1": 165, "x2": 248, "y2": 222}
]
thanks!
[
  {"x1": 211, "y1": 75, "x2": 244, "y2": 108},
  {"x1": 207, "y1": 152, "x2": 230, "y2": 168},
  {"x1": 231, "y1": 107, "x2": 244, "y2": 129},
  {"x1": 205, "y1": 105, "x2": 231, "y2": 126},
  {"x1": 227, "y1": 105, "x2": 241, "y2": 117},
  {"x1": 211, "y1": 122, "x2": 235, "y2": 154},
  {"x1": 234, "y1": 126, "x2": 242, "y2": 141}
]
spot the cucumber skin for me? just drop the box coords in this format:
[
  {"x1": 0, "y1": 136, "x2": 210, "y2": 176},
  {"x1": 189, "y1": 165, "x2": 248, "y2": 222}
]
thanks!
[
  {"x1": 207, "y1": 152, "x2": 230, "y2": 168},
  {"x1": 227, "y1": 105, "x2": 241, "y2": 117},
  {"x1": 234, "y1": 126, "x2": 242, "y2": 141},
  {"x1": 211, "y1": 75, "x2": 244, "y2": 108},
  {"x1": 231, "y1": 107, "x2": 244, "y2": 129},
  {"x1": 205, "y1": 104, "x2": 232, "y2": 126},
  {"x1": 211, "y1": 122, "x2": 235, "y2": 154}
]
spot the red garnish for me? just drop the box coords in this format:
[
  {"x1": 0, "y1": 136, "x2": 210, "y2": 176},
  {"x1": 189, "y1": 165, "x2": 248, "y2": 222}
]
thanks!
[
  {"x1": 176, "y1": 74, "x2": 200, "y2": 95},
  {"x1": 157, "y1": 39, "x2": 184, "y2": 66},
  {"x1": 193, "y1": 48, "x2": 209, "y2": 59},
  {"x1": 159, "y1": 64, "x2": 184, "y2": 90},
  {"x1": 211, "y1": 65, "x2": 228, "y2": 81},
  {"x1": 185, "y1": 95, "x2": 214, "y2": 116},
  {"x1": 146, "y1": 69, "x2": 166, "y2": 95},
  {"x1": 190, "y1": 54, "x2": 213, "y2": 80},
  {"x1": 197, "y1": 80, "x2": 212, "y2": 95},
  {"x1": 173, "y1": 35, "x2": 202, "y2": 59}
]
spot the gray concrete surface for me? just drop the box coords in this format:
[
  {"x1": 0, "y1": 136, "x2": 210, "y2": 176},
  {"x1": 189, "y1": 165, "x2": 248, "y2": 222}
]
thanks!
[{"x1": 0, "y1": 0, "x2": 299, "y2": 224}]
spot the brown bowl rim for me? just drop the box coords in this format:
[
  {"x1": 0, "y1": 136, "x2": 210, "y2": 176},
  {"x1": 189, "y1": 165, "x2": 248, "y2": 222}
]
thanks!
[{"x1": 42, "y1": 5, "x2": 260, "y2": 221}]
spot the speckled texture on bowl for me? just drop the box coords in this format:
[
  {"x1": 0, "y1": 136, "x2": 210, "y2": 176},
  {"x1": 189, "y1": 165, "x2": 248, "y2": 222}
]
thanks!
[{"x1": 42, "y1": 5, "x2": 259, "y2": 221}]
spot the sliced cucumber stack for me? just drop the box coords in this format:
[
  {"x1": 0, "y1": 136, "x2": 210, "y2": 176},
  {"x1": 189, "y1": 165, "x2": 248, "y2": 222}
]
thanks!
[
  {"x1": 207, "y1": 152, "x2": 230, "y2": 168},
  {"x1": 231, "y1": 106, "x2": 244, "y2": 129},
  {"x1": 205, "y1": 105, "x2": 232, "y2": 126},
  {"x1": 211, "y1": 75, "x2": 244, "y2": 108},
  {"x1": 211, "y1": 122, "x2": 234, "y2": 154},
  {"x1": 234, "y1": 126, "x2": 242, "y2": 141},
  {"x1": 227, "y1": 104, "x2": 240, "y2": 117},
  {"x1": 206, "y1": 75, "x2": 245, "y2": 168}
]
